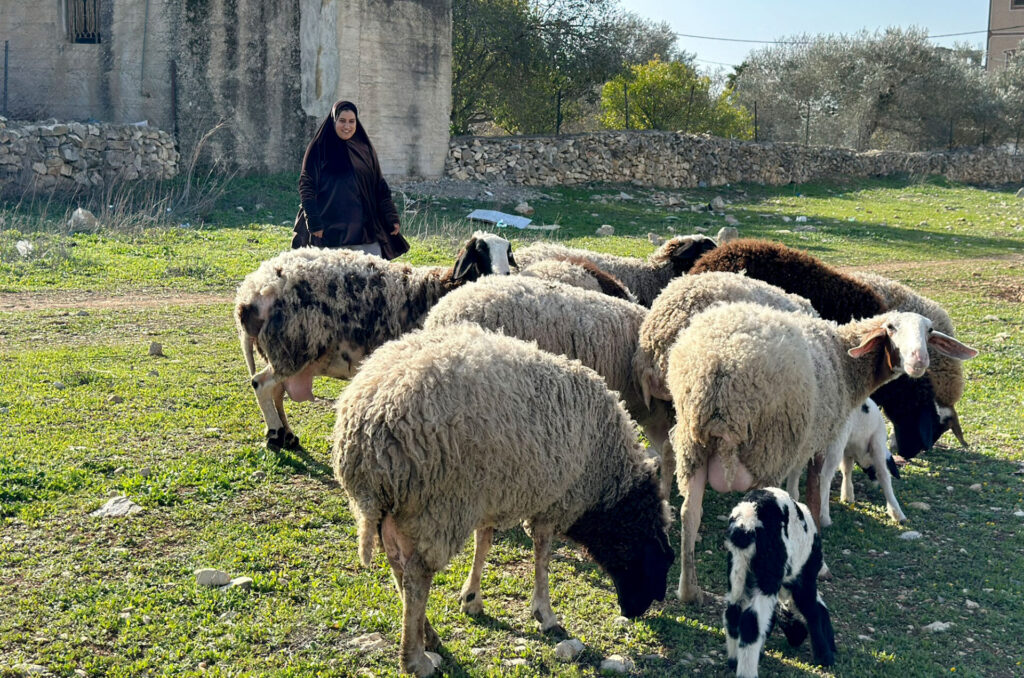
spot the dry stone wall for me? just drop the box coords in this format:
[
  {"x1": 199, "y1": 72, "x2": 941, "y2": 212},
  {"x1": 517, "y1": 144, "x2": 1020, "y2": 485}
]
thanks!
[
  {"x1": 447, "y1": 131, "x2": 1024, "y2": 187},
  {"x1": 0, "y1": 118, "x2": 178, "y2": 194}
]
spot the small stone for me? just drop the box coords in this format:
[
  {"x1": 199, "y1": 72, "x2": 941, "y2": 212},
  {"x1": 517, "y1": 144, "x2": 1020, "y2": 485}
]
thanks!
[
  {"x1": 139, "y1": 466, "x2": 152, "y2": 478},
  {"x1": 795, "y1": 216, "x2": 809, "y2": 222},
  {"x1": 503, "y1": 658, "x2": 528, "y2": 667},
  {"x1": 75, "y1": 670, "x2": 88, "y2": 677},
  {"x1": 965, "y1": 599, "x2": 980, "y2": 609},
  {"x1": 923, "y1": 621, "x2": 952, "y2": 633},
  {"x1": 351, "y1": 632, "x2": 387, "y2": 651},
  {"x1": 982, "y1": 315, "x2": 1000, "y2": 322},
  {"x1": 899, "y1": 530, "x2": 922, "y2": 540},
  {"x1": 647, "y1": 232, "x2": 664, "y2": 246},
  {"x1": 841, "y1": 549, "x2": 851, "y2": 555},
  {"x1": 90, "y1": 496, "x2": 144, "y2": 517},
  {"x1": 198, "y1": 662, "x2": 208, "y2": 671},
  {"x1": 554, "y1": 638, "x2": 585, "y2": 661},
  {"x1": 618, "y1": 192, "x2": 634, "y2": 200},
  {"x1": 14, "y1": 665, "x2": 49, "y2": 676},
  {"x1": 724, "y1": 215, "x2": 739, "y2": 226},
  {"x1": 969, "y1": 483, "x2": 983, "y2": 492},
  {"x1": 858, "y1": 634, "x2": 872, "y2": 641},
  {"x1": 1014, "y1": 510, "x2": 1024, "y2": 518},
  {"x1": 76, "y1": 310, "x2": 89, "y2": 317},
  {"x1": 600, "y1": 654, "x2": 634, "y2": 674},
  {"x1": 252, "y1": 470, "x2": 267, "y2": 481},
  {"x1": 53, "y1": 381, "x2": 66, "y2": 390},
  {"x1": 596, "y1": 224, "x2": 614, "y2": 236},
  {"x1": 781, "y1": 215, "x2": 792, "y2": 222},
  {"x1": 227, "y1": 576, "x2": 253, "y2": 591},
  {"x1": 716, "y1": 226, "x2": 739, "y2": 243},
  {"x1": 909, "y1": 502, "x2": 931, "y2": 511},
  {"x1": 514, "y1": 201, "x2": 534, "y2": 216},
  {"x1": 470, "y1": 647, "x2": 488, "y2": 657},
  {"x1": 148, "y1": 342, "x2": 164, "y2": 356},
  {"x1": 147, "y1": 370, "x2": 159, "y2": 377},
  {"x1": 710, "y1": 196, "x2": 725, "y2": 210},
  {"x1": 613, "y1": 615, "x2": 630, "y2": 626},
  {"x1": 236, "y1": 206, "x2": 245, "y2": 212},
  {"x1": 68, "y1": 207, "x2": 99, "y2": 233},
  {"x1": 946, "y1": 486, "x2": 955, "y2": 493},
  {"x1": 107, "y1": 394, "x2": 123, "y2": 404},
  {"x1": 195, "y1": 568, "x2": 232, "y2": 588}
]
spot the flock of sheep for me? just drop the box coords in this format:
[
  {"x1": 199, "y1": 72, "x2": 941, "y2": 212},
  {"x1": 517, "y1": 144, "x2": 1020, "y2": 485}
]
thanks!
[{"x1": 233, "y1": 230, "x2": 978, "y2": 677}]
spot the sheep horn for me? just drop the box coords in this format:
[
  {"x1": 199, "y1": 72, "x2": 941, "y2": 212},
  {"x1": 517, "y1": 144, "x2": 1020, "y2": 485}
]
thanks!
[{"x1": 949, "y1": 406, "x2": 968, "y2": 448}]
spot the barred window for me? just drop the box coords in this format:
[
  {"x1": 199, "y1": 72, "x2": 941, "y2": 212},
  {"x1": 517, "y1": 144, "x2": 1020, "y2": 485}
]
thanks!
[{"x1": 67, "y1": 0, "x2": 101, "y2": 44}]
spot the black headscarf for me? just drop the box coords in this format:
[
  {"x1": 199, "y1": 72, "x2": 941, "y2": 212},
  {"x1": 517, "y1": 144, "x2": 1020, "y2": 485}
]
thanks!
[{"x1": 304, "y1": 100, "x2": 377, "y2": 175}]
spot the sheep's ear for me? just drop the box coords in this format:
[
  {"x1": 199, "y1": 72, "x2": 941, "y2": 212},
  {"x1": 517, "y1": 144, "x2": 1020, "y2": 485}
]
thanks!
[
  {"x1": 928, "y1": 331, "x2": 978, "y2": 360},
  {"x1": 848, "y1": 327, "x2": 887, "y2": 359},
  {"x1": 506, "y1": 246, "x2": 518, "y2": 269},
  {"x1": 452, "y1": 240, "x2": 479, "y2": 281},
  {"x1": 641, "y1": 369, "x2": 671, "y2": 409}
]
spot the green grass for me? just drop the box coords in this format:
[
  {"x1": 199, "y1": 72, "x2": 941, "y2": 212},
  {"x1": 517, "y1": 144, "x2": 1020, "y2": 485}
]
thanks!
[{"x1": 1, "y1": 175, "x2": 1023, "y2": 677}]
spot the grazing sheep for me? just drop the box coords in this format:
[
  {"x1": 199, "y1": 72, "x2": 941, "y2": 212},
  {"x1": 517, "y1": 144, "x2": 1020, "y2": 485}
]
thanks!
[
  {"x1": 514, "y1": 234, "x2": 718, "y2": 306},
  {"x1": 852, "y1": 271, "x2": 967, "y2": 449},
  {"x1": 334, "y1": 324, "x2": 674, "y2": 677},
  {"x1": 688, "y1": 238, "x2": 958, "y2": 461},
  {"x1": 786, "y1": 398, "x2": 906, "y2": 526},
  {"x1": 519, "y1": 256, "x2": 638, "y2": 302},
  {"x1": 632, "y1": 272, "x2": 818, "y2": 498},
  {"x1": 724, "y1": 488, "x2": 836, "y2": 678},
  {"x1": 234, "y1": 231, "x2": 513, "y2": 451},
  {"x1": 667, "y1": 303, "x2": 977, "y2": 604}
]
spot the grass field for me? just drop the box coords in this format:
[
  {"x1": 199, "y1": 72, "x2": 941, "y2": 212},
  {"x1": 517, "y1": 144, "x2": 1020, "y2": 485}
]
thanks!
[{"x1": 1, "y1": 175, "x2": 1022, "y2": 677}]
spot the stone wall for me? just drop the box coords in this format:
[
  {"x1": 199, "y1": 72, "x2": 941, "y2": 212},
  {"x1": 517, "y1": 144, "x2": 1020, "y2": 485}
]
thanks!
[
  {"x1": 0, "y1": 118, "x2": 178, "y2": 194},
  {"x1": 447, "y1": 131, "x2": 1024, "y2": 188}
]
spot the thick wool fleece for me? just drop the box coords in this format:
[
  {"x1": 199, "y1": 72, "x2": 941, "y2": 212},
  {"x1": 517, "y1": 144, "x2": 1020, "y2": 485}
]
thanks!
[
  {"x1": 852, "y1": 271, "x2": 963, "y2": 408},
  {"x1": 689, "y1": 239, "x2": 885, "y2": 323},
  {"x1": 333, "y1": 324, "x2": 666, "y2": 572},
  {"x1": 667, "y1": 303, "x2": 899, "y2": 490},
  {"x1": 235, "y1": 249, "x2": 461, "y2": 377},
  {"x1": 424, "y1": 276, "x2": 649, "y2": 417},
  {"x1": 520, "y1": 258, "x2": 638, "y2": 302},
  {"x1": 514, "y1": 235, "x2": 717, "y2": 306},
  {"x1": 634, "y1": 272, "x2": 818, "y2": 396}
]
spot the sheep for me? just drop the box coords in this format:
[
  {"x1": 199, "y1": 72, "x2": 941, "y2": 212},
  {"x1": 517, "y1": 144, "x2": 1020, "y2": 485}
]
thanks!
[
  {"x1": 852, "y1": 271, "x2": 967, "y2": 450},
  {"x1": 724, "y1": 487, "x2": 836, "y2": 678},
  {"x1": 333, "y1": 323, "x2": 675, "y2": 677},
  {"x1": 667, "y1": 302, "x2": 978, "y2": 604},
  {"x1": 519, "y1": 256, "x2": 639, "y2": 302},
  {"x1": 688, "y1": 238, "x2": 959, "y2": 461},
  {"x1": 786, "y1": 398, "x2": 906, "y2": 526},
  {"x1": 632, "y1": 272, "x2": 818, "y2": 498},
  {"x1": 514, "y1": 234, "x2": 718, "y2": 306},
  {"x1": 234, "y1": 231, "x2": 513, "y2": 451}
]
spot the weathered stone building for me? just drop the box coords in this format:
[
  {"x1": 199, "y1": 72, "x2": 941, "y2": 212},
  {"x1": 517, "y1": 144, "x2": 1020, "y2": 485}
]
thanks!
[{"x1": 0, "y1": 0, "x2": 452, "y2": 177}]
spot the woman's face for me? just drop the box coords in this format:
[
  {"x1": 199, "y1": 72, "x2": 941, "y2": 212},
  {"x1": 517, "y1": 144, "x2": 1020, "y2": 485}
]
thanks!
[{"x1": 334, "y1": 110, "x2": 357, "y2": 141}]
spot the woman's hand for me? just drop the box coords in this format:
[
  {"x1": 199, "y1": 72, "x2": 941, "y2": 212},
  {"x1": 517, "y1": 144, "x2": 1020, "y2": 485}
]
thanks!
[{"x1": 391, "y1": 223, "x2": 400, "y2": 235}]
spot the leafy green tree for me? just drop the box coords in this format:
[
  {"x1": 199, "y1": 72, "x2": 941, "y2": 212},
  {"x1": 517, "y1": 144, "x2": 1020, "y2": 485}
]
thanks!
[{"x1": 599, "y1": 58, "x2": 753, "y2": 138}]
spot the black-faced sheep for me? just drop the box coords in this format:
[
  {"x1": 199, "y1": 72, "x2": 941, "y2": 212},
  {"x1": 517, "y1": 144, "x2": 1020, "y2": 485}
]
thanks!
[
  {"x1": 333, "y1": 324, "x2": 674, "y2": 677},
  {"x1": 514, "y1": 234, "x2": 718, "y2": 306},
  {"x1": 632, "y1": 272, "x2": 817, "y2": 497},
  {"x1": 688, "y1": 238, "x2": 961, "y2": 461},
  {"x1": 724, "y1": 487, "x2": 836, "y2": 678},
  {"x1": 234, "y1": 231, "x2": 513, "y2": 451},
  {"x1": 667, "y1": 303, "x2": 977, "y2": 604}
]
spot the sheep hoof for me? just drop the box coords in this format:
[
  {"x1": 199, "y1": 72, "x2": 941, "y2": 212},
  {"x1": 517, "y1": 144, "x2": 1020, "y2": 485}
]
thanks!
[
  {"x1": 542, "y1": 623, "x2": 568, "y2": 639},
  {"x1": 402, "y1": 652, "x2": 437, "y2": 677},
  {"x1": 459, "y1": 591, "x2": 483, "y2": 615},
  {"x1": 266, "y1": 428, "x2": 302, "y2": 452},
  {"x1": 677, "y1": 586, "x2": 705, "y2": 606}
]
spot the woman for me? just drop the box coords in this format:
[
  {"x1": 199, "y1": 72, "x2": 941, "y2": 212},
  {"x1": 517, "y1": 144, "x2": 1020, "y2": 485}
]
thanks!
[{"x1": 293, "y1": 100, "x2": 409, "y2": 259}]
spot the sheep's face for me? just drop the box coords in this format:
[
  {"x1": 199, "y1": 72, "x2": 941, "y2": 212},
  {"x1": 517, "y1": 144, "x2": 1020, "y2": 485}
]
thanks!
[
  {"x1": 849, "y1": 312, "x2": 978, "y2": 380},
  {"x1": 609, "y1": 528, "x2": 674, "y2": 618},
  {"x1": 453, "y1": 231, "x2": 514, "y2": 282},
  {"x1": 661, "y1": 235, "x2": 718, "y2": 275}
]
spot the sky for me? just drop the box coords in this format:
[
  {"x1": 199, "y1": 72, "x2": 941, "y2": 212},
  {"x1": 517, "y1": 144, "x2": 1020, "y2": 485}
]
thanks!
[{"x1": 617, "y1": 0, "x2": 991, "y2": 71}]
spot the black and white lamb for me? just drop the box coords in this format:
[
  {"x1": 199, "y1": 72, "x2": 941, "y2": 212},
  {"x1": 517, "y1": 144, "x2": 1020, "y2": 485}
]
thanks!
[
  {"x1": 514, "y1": 234, "x2": 718, "y2": 306},
  {"x1": 334, "y1": 324, "x2": 674, "y2": 677},
  {"x1": 724, "y1": 487, "x2": 836, "y2": 678},
  {"x1": 667, "y1": 302, "x2": 977, "y2": 604},
  {"x1": 786, "y1": 398, "x2": 906, "y2": 526},
  {"x1": 234, "y1": 231, "x2": 513, "y2": 451},
  {"x1": 689, "y1": 238, "x2": 964, "y2": 461},
  {"x1": 632, "y1": 272, "x2": 818, "y2": 498}
]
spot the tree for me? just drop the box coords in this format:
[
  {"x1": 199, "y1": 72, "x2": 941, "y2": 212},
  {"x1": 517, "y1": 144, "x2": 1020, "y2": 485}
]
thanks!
[{"x1": 599, "y1": 58, "x2": 753, "y2": 139}]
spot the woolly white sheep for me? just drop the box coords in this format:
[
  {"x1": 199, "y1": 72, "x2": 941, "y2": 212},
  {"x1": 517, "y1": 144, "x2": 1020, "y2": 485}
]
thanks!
[
  {"x1": 234, "y1": 231, "x2": 513, "y2": 450},
  {"x1": 333, "y1": 324, "x2": 674, "y2": 677},
  {"x1": 667, "y1": 303, "x2": 978, "y2": 604},
  {"x1": 724, "y1": 487, "x2": 836, "y2": 678},
  {"x1": 852, "y1": 271, "x2": 967, "y2": 450},
  {"x1": 519, "y1": 257, "x2": 638, "y2": 302},
  {"x1": 514, "y1": 234, "x2": 718, "y2": 306}
]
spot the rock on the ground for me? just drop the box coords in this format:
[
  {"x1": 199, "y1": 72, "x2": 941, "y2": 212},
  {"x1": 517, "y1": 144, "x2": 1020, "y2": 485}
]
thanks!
[
  {"x1": 596, "y1": 224, "x2": 614, "y2": 236},
  {"x1": 228, "y1": 576, "x2": 253, "y2": 591},
  {"x1": 90, "y1": 496, "x2": 144, "y2": 518},
  {"x1": 710, "y1": 196, "x2": 726, "y2": 210},
  {"x1": 554, "y1": 638, "x2": 585, "y2": 661},
  {"x1": 68, "y1": 207, "x2": 99, "y2": 233},
  {"x1": 195, "y1": 568, "x2": 232, "y2": 588},
  {"x1": 351, "y1": 632, "x2": 388, "y2": 652},
  {"x1": 647, "y1": 233, "x2": 664, "y2": 246},
  {"x1": 148, "y1": 341, "x2": 164, "y2": 356},
  {"x1": 514, "y1": 201, "x2": 534, "y2": 216},
  {"x1": 724, "y1": 214, "x2": 740, "y2": 226},
  {"x1": 503, "y1": 658, "x2": 529, "y2": 668},
  {"x1": 908, "y1": 502, "x2": 931, "y2": 511},
  {"x1": 923, "y1": 621, "x2": 952, "y2": 633},
  {"x1": 969, "y1": 483, "x2": 983, "y2": 491},
  {"x1": 899, "y1": 530, "x2": 923, "y2": 540},
  {"x1": 600, "y1": 654, "x2": 634, "y2": 674},
  {"x1": 965, "y1": 599, "x2": 980, "y2": 610}
]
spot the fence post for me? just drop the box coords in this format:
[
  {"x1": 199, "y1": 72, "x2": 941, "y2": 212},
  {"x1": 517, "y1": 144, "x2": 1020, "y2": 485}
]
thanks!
[{"x1": 623, "y1": 81, "x2": 629, "y2": 130}]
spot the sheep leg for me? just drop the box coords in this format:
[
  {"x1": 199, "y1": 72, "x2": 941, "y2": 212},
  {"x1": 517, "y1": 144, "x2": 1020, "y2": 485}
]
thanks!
[
  {"x1": 638, "y1": 403, "x2": 675, "y2": 500},
  {"x1": 839, "y1": 455, "x2": 856, "y2": 504},
  {"x1": 528, "y1": 523, "x2": 566, "y2": 636},
  {"x1": 871, "y1": 438, "x2": 906, "y2": 523},
  {"x1": 785, "y1": 466, "x2": 802, "y2": 501},
  {"x1": 804, "y1": 454, "x2": 823, "y2": 531},
  {"x1": 251, "y1": 366, "x2": 300, "y2": 451},
  {"x1": 677, "y1": 464, "x2": 708, "y2": 605},
  {"x1": 383, "y1": 534, "x2": 439, "y2": 653},
  {"x1": 398, "y1": 552, "x2": 440, "y2": 677},
  {"x1": 459, "y1": 527, "x2": 493, "y2": 615},
  {"x1": 732, "y1": 593, "x2": 776, "y2": 678},
  {"x1": 817, "y1": 439, "x2": 845, "y2": 529},
  {"x1": 786, "y1": 581, "x2": 835, "y2": 667}
]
